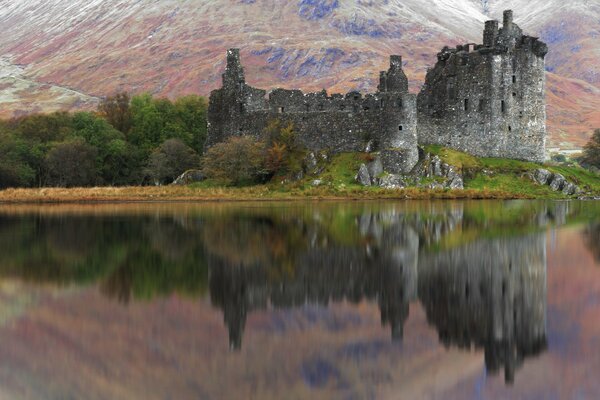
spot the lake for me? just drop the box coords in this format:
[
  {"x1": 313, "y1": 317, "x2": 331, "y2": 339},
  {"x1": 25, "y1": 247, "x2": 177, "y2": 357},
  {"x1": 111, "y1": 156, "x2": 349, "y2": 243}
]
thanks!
[{"x1": 0, "y1": 200, "x2": 599, "y2": 399}]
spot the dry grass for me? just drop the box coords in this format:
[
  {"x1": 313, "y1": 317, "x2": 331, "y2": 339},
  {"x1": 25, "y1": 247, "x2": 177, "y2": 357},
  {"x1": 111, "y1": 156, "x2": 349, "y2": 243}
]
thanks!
[{"x1": 0, "y1": 185, "x2": 530, "y2": 204}]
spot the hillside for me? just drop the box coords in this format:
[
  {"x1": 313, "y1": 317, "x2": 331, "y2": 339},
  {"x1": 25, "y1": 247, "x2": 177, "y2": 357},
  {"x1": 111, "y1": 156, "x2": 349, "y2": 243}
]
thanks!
[{"x1": 1, "y1": 0, "x2": 600, "y2": 148}]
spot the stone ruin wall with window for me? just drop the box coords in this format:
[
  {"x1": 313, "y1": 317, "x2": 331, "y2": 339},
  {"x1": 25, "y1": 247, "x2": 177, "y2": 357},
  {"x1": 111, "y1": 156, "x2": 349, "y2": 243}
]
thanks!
[
  {"x1": 417, "y1": 10, "x2": 548, "y2": 163},
  {"x1": 206, "y1": 10, "x2": 548, "y2": 172}
]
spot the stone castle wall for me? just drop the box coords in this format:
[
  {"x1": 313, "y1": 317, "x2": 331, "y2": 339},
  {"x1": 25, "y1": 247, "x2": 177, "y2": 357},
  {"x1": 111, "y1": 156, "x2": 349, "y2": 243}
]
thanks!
[
  {"x1": 207, "y1": 49, "x2": 419, "y2": 173},
  {"x1": 206, "y1": 10, "x2": 547, "y2": 169},
  {"x1": 417, "y1": 10, "x2": 548, "y2": 162}
]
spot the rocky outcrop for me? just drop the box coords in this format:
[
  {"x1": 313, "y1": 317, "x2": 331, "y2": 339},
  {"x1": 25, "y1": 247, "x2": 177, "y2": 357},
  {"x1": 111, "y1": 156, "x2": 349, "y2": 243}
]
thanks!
[
  {"x1": 172, "y1": 170, "x2": 205, "y2": 185},
  {"x1": 528, "y1": 168, "x2": 580, "y2": 196},
  {"x1": 355, "y1": 152, "x2": 464, "y2": 190},
  {"x1": 414, "y1": 154, "x2": 464, "y2": 190}
]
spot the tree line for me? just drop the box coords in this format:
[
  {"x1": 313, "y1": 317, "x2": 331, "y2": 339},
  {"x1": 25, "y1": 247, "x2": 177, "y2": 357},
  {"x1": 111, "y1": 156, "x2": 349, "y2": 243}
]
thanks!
[
  {"x1": 0, "y1": 92, "x2": 207, "y2": 188},
  {"x1": 1, "y1": 91, "x2": 599, "y2": 189}
]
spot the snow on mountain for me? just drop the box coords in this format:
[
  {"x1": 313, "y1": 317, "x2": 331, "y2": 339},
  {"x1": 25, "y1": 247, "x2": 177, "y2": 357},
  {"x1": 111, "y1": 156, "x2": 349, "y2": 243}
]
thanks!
[{"x1": 1, "y1": 0, "x2": 600, "y2": 147}]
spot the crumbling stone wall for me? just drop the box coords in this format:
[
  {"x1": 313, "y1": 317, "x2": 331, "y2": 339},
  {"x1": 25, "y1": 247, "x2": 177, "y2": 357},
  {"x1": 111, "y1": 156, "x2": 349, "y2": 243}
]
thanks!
[
  {"x1": 417, "y1": 10, "x2": 548, "y2": 162},
  {"x1": 207, "y1": 10, "x2": 547, "y2": 169},
  {"x1": 207, "y1": 49, "x2": 419, "y2": 173}
]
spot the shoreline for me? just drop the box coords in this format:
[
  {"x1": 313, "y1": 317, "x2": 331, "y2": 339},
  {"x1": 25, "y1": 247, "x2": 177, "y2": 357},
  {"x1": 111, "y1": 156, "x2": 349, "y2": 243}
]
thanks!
[{"x1": 0, "y1": 186, "x2": 548, "y2": 204}]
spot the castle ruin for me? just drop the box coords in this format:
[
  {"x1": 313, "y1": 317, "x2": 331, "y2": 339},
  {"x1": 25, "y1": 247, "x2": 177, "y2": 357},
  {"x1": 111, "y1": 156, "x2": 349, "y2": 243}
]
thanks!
[{"x1": 207, "y1": 10, "x2": 548, "y2": 172}]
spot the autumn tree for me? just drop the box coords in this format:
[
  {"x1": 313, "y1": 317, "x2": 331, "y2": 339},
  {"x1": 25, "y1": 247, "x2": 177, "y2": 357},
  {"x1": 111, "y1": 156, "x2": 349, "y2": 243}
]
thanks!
[
  {"x1": 581, "y1": 129, "x2": 600, "y2": 169},
  {"x1": 98, "y1": 92, "x2": 132, "y2": 134}
]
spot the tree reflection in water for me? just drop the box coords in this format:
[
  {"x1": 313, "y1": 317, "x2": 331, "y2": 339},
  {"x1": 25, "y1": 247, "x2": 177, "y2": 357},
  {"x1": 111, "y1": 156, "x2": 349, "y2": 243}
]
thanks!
[{"x1": 0, "y1": 200, "x2": 599, "y2": 383}]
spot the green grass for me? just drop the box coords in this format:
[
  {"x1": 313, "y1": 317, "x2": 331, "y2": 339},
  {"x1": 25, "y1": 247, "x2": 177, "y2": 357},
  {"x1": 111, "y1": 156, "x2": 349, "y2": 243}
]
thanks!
[
  {"x1": 547, "y1": 165, "x2": 600, "y2": 194},
  {"x1": 426, "y1": 145, "x2": 599, "y2": 198},
  {"x1": 317, "y1": 152, "x2": 368, "y2": 186}
]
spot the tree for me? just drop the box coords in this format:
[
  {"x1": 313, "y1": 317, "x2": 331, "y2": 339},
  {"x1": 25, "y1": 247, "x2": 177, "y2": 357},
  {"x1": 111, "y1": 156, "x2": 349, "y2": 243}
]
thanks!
[
  {"x1": 0, "y1": 133, "x2": 35, "y2": 188},
  {"x1": 262, "y1": 119, "x2": 303, "y2": 176},
  {"x1": 69, "y1": 112, "x2": 140, "y2": 185},
  {"x1": 45, "y1": 140, "x2": 98, "y2": 187},
  {"x1": 581, "y1": 129, "x2": 600, "y2": 169},
  {"x1": 202, "y1": 136, "x2": 266, "y2": 185},
  {"x1": 98, "y1": 92, "x2": 132, "y2": 134},
  {"x1": 129, "y1": 93, "x2": 208, "y2": 155},
  {"x1": 145, "y1": 138, "x2": 201, "y2": 185}
]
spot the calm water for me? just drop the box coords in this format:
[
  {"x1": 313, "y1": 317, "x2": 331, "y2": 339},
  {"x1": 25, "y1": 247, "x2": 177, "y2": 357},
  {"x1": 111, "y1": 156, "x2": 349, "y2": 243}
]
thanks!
[{"x1": 0, "y1": 200, "x2": 599, "y2": 399}]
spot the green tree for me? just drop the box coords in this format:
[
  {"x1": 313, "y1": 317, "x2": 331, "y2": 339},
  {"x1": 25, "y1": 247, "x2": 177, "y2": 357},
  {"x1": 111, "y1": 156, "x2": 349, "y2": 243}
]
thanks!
[
  {"x1": 70, "y1": 112, "x2": 140, "y2": 185},
  {"x1": 45, "y1": 140, "x2": 98, "y2": 187},
  {"x1": 202, "y1": 136, "x2": 266, "y2": 185},
  {"x1": 145, "y1": 138, "x2": 201, "y2": 185},
  {"x1": 0, "y1": 132, "x2": 35, "y2": 188},
  {"x1": 129, "y1": 93, "x2": 207, "y2": 155},
  {"x1": 581, "y1": 129, "x2": 600, "y2": 169}
]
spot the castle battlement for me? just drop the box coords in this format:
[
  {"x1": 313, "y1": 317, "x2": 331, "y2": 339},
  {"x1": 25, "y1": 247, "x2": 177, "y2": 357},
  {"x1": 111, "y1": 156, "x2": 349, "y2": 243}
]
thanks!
[{"x1": 207, "y1": 9, "x2": 547, "y2": 169}]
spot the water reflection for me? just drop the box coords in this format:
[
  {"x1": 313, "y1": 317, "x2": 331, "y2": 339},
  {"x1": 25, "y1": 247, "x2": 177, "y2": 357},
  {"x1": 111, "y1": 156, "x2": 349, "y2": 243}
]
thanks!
[{"x1": 0, "y1": 200, "x2": 598, "y2": 385}]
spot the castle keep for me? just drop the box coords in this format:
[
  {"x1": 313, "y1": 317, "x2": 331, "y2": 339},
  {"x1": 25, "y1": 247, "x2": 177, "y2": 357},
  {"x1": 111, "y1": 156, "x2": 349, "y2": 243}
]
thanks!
[{"x1": 207, "y1": 10, "x2": 548, "y2": 171}]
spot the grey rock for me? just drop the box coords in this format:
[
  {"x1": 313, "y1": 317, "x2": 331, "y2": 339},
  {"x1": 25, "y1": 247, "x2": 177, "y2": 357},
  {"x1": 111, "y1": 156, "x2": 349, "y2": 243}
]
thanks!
[
  {"x1": 532, "y1": 169, "x2": 552, "y2": 185},
  {"x1": 380, "y1": 149, "x2": 417, "y2": 175},
  {"x1": 562, "y1": 182, "x2": 578, "y2": 196},
  {"x1": 355, "y1": 164, "x2": 372, "y2": 186},
  {"x1": 303, "y1": 152, "x2": 318, "y2": 174},
  {"x1": 364, "y1": 140, "x2": 375, "y2": 153},
  {"x1": 378, "y1": 174, "x2": 406, "y2": 189},
  {"x1": 172, "y1": 170, "x2": 205, "y2": 185},
  {"x1": 549, "y1": 173, "x2": 567, "y2": 191},
  {"x1": 367, "y1": 156, "x2": 384, "y2": 179},
  {"x1": 312, "y1": 179, "x2": 323, "y2": 186}
]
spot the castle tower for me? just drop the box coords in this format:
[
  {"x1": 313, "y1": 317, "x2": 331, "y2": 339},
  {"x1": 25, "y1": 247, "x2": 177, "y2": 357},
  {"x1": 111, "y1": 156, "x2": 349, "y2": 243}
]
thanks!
[
  {"x1": 222, "y1": 48, "x2": 245, "y2": 91},
  {"x1": 378, "y1": 55, "x2": 409, "y2": 93},
  {"x1": 417, "y1": 10, "x2": 548, "y2": 162}
]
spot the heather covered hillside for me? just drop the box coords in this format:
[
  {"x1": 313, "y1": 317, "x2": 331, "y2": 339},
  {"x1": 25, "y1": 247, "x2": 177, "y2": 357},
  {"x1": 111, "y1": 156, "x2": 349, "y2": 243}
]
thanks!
[{"x1": 1, "y1": 0, "x2": 600, "y2": 147}]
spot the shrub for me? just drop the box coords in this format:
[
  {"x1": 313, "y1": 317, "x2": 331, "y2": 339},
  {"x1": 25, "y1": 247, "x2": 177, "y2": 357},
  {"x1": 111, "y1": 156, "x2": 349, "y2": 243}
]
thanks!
[
  {"x1": 262, "y1": 119, "x2": 304, "y2": 177},
  {"x1": 145, "y1": 138, "x2": 201, "y2": 185},
  {"x1": 45, "y1": 140, "x2": 98, "y2": 187},
  {"x1": 202, "y1": 136, "x2": 266, "y2": 185}
]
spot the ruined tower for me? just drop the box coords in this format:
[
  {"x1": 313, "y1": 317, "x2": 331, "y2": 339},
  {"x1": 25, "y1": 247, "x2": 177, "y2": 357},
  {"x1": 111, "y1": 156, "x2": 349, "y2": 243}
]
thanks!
[{"x1": 417, "y1": 10, "x2": 548, "y2": 162}]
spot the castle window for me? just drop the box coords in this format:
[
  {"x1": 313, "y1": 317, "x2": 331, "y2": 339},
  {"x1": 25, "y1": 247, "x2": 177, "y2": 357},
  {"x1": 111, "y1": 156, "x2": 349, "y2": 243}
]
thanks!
[
  {"x1": 512, "y1": 75, "x2": 517, "y2": 84},
  {"x1": 501, "y1": 100, "x2": 506, "y2": 113},
  {"x1": 397, "y1": 99, "x2": 403, "y2": 109},
  {"x1": 240, "y1": 103, "x2": 245, "y2": 113},
  {"x1": 364, "y1": 106, "x2": 370, "y2": 111},
  {"x1": 339, "y1": 104, "x2": 345, "y2": 111},
  {"x1": 519, "y1": 111, "x2": 524, "y2": 118},
  {"x1": 399, "y1": 125, "x2": 403, "y2": 131},
  {"x1": 464, "y1": 99, "x2": 469, "y2": 112},
  {"x1": 380, "y1": 99, "x2": 385, "y2": 108},
  {"x1": 354, "y1": 95, "x2": 359, "y2": 101},
  {"x1": 305, "y1": 104, "x2": 310, "y2": 112},
  {"x1": 318, "y1": 104, "x2": 324, "y2": 111},
  {"x1": 278, "y1": 107, "x2": 284, "y2": 114},
  {"x1": 478, "y1": 99, "x2": 485, "y2": 112},
  {"x1": 512, "y1": 92, "x2": 517, "y2": 97},
  {"x1": 508, "y1": 125, "x2": 512, "y2": 132}
]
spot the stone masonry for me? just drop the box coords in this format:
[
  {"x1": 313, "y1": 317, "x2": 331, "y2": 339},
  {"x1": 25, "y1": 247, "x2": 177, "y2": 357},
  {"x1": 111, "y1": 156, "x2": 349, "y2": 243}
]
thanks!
[
  {"x1": 206, "y1": 10, "x2": 547, "y2": 170},
  {"x1": 418, "y1": 10, "x2": 548, "y2": 162}
]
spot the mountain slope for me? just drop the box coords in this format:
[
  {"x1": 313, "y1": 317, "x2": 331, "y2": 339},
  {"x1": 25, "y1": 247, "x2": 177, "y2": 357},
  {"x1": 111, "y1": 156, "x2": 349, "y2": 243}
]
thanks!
[{"x1": 1, "y1": 0, "x2": 600, "y2": 148}]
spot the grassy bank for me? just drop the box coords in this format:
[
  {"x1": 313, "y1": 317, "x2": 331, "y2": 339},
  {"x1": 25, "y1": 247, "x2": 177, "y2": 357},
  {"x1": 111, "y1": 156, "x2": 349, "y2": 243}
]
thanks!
[
  {"x1": 0, "y1": 147, "x2": 597, "y2": 204},
  {"x1": 0, "y1": 185, "x2": 525, "y2": 204}
]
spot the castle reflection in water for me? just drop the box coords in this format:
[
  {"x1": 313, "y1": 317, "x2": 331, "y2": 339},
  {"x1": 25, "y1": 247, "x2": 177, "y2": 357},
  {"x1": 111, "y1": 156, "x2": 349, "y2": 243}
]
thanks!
[
  {"x1": 208, "y1": 204, "x2": 550, "y2": 384},
  {"x1": 1, "y1": 201, "x2": 592, "y2": 383}
]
